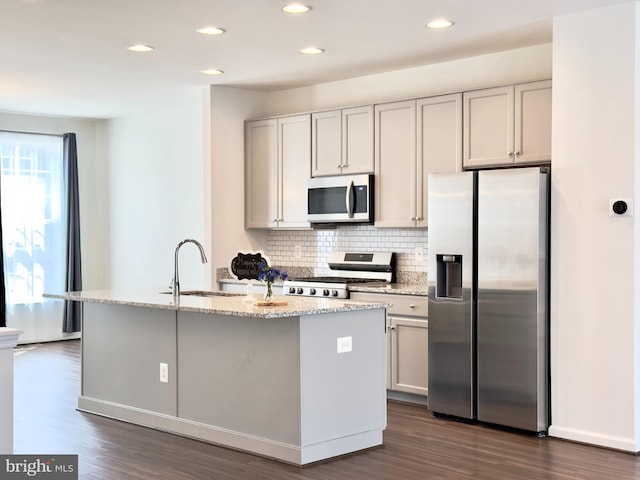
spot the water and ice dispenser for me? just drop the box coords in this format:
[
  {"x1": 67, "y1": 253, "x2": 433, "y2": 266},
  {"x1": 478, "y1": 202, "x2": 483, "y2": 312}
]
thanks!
[{"x1": 436, "y1": 254, "x2": 463, "y2": 299}]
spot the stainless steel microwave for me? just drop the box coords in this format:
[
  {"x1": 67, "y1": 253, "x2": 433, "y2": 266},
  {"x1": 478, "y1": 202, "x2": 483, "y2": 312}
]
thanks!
[{"x1": 307, "y1": 174, "x2": 374, "y2": 224}]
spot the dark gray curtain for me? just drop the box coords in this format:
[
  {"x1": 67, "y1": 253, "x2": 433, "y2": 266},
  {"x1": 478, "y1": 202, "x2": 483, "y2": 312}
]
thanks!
[
  {"x1": 63, "y1": 133, "x2": 82, "y2": 333},
  {"x1": 0, "y1": 203, "x2": 5, "y2": 328}
]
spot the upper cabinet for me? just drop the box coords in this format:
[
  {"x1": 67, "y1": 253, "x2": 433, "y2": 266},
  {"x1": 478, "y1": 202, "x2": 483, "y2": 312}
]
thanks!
[
  {"x1": 375, "y1": 93, "x2": 462, "y2": 228},
  {"x1": 463, "y1": 80, "x2": 552, "y2": 169},
  {"x1": 244, "y1": 80, "x2": 550, "y2": 230},
  {"x1": 245, "y1": 114, "x2": 311, "y2": 229},
  {"x1": 374, "y1": 100, "x2": 416, "y2": 228},
  {"x1": 311, "y1": 106, "x2": 374, "y2": 177}
]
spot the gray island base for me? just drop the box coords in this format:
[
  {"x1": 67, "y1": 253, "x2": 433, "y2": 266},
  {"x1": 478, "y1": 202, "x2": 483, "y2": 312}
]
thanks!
[{"x1": 50, "y1": 290, "x2": 388, "y2": 465}]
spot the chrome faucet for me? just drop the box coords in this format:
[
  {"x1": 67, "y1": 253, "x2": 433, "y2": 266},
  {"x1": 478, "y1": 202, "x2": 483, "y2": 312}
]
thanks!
[{"x1": 173, "y1": 239, "x2": 208, "y2": 296}]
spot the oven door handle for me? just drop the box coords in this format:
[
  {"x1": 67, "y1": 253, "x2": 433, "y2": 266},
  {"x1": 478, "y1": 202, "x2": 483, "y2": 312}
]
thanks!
[{"x1": 346, "y1": 180, "x2": 355, "y2": 218}]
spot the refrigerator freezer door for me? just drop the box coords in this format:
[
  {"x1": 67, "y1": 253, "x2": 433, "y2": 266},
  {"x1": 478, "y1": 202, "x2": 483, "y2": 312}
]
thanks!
[
  {"x1": 476, "y1": 167, "x2": 549, "y2": 432},
  {"x1": 427, "y1": 172, "x2": 474, "y2": 419}
]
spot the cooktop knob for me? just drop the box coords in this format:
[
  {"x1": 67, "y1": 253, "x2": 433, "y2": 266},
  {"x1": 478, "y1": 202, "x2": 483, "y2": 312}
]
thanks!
[
  {"x1": 296, "y1": 288, "x2": 303, "y2": 294},
  {"x1": 288, "y1": 287, "x2": 295, "y2": 294},
  {"x1": 331, "y1": 290, "x2": 338, "y2": 297},
  {"x1": 323, "y1": 289, "x2": 330, "y2": 296},
  {"x1": 310, "y1": 288, "x2": 316, "y2": 295}
]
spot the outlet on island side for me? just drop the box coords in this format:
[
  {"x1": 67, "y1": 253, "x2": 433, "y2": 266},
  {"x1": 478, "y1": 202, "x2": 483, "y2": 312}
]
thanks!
[
  {"x1": 337, "y1": 336, "x2": 353, "y2": 354},
  {"x1": 159, "y1": 362, "x2": 169, "y2": 383}
]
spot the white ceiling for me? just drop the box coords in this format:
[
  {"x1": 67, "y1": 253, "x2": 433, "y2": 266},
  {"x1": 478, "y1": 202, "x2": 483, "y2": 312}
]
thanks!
[{"x1": 0, "y1": 0, "x2": 628, "y2": 119}]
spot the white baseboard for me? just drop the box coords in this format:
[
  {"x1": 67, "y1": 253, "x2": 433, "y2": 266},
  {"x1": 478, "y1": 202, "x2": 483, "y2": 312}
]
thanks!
[{"x1": 549, "y1": 424, "x2": 639, "y2": 452}]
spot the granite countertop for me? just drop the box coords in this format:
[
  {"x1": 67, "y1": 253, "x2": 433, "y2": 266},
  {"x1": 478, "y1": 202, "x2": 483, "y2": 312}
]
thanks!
[{"x1": 44, "y1": 289, "x2": 390, "y2": 319}]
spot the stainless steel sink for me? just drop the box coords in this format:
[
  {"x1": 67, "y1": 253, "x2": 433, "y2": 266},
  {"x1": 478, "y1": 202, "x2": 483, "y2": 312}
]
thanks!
[{"x1": 159, "y1": 290, "x2": 242, "y2": 297}]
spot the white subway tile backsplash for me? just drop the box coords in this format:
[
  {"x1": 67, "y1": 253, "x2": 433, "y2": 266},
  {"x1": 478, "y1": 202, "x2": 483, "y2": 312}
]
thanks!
[{"x1": 265, "y1": 225, "x2": 428, "y2": 276}]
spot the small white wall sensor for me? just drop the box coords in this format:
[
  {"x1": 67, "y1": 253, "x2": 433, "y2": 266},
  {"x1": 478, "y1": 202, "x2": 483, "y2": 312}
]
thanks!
[{"x1": 609, "y1": 198, "x2": 633, "y2": 217}]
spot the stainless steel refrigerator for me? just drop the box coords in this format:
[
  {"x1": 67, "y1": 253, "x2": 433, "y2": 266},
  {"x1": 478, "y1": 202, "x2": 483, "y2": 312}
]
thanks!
[{"x1": 427, "y1": 166, "x2": 549, "y2": 434}]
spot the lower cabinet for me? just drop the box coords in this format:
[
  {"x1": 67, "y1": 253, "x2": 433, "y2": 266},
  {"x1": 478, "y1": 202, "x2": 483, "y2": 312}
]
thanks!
[
  {"x1": 350, "y1": 292, "x2": 428, "y2": 398},
  {"x1": 387, "y1": 316, "x2": 428, "y2": 396}
]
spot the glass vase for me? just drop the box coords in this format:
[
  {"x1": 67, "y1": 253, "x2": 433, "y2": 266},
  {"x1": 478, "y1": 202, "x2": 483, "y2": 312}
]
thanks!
[{"x1": 263, "y1": 282, "x2": 273, "y2": 302}]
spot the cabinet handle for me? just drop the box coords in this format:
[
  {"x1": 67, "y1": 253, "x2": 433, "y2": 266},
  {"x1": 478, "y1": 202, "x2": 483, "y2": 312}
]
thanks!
[
  {"x1": 415, "y1": 216, "x2": 422, "y2": 221},
  {"x1": 336, "y1": 164, "x2": 342, "y2": 168},
  {"x1": 409, "y1": 304, "x2": 416, "y2": 309},
  {"x1": 508, "y1": 152, "x2": 514, "y2": 157},
  {"x1": 410, "y1": 217, "x2": 416, "y2": 221},
  {"x1": 514, "y1": 151, "x2": 521, "y2": 157},
  {"x1": 388, "y1": 325, "x2": 396, "y2": 330}
]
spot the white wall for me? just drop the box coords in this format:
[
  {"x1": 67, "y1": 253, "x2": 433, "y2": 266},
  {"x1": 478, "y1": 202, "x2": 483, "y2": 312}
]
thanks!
[
  {"x1": 263, "y1": 44, "x2": 552, "y2": 116},
  {"x1": 550, "y1": 2, "x2": 639, "y2": 451},
  {"x1": 208, "y1": 86, "x2": 269, "y2": 277},
  {"x1": 106, "y1": 87, "x2": 210, "y2": 290}
]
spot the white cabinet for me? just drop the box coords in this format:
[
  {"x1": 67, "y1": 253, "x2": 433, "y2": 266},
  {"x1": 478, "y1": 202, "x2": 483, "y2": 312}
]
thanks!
[
  {"x1": 374, "y1": 94, "x2": 462, "y2": 228},
  {"x1": 374, "y1": 100, "x2": 415, "y2": 228},
  {"x1": 419, "y1": 94, "x2": 463, "y2": 226},
  {"x1": 463, "y1": 80, "x2": 552, "y2": 168},
  {"x1": 311, "y1": 106, "x2": 374, "y2": 177},
  {"x1": 388, "y1": 316, "x2": 429, "y2": 395},
  {"x1": 245, "y1": 114, "x2": 311, "y2": 229},
  {"x1": 350, "y1": 292, "x2": 428, "y2": 397}
]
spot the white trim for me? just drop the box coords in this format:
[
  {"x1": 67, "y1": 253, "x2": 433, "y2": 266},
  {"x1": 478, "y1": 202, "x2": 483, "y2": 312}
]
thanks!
[
  {"x1": 77, "y1": 396, "x2": 384, "y2": 465},
  {"x1": 549, "y1": 425, "x2": 639, "y2": 453},
  {"x1": 0, "y1": 328, "x2": 23, "y2": 349}
]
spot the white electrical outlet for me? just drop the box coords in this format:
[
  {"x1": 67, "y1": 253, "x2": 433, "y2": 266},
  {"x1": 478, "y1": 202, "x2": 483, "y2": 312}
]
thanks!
[
  {"x1": 159, "y1": 362, "x2": 169, "y2": 383},
  {"x1": 415, "y1": 246, "x2": 424, "y2": 263},
  {"x1": 294, "y1": 245, "x2": 302, "y2": 259},
  {"x1": 337, "y1": 336, "x2": 352, "y2": 354}
]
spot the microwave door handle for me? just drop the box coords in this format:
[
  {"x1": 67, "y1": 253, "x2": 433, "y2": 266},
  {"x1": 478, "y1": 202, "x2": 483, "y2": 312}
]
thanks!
[{"x1": 346, "y1": 181, "x2": 355, "y2": 217}]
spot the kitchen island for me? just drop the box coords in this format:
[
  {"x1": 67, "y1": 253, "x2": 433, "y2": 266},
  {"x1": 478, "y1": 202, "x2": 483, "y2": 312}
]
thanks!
[{"x1": 46, "y1": 290, "x2": 388, "y2": 465}]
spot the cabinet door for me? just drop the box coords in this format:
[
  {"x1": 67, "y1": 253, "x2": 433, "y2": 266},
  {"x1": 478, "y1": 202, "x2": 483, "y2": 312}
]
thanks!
[
  {"x1": 279, "y1": 115, "x2": 311, "y2": 228},
  {"x1": 374, "y1": 100, "x2": 416, "y2": 228},
  {"x1": 389, "y1": 317, "x2": 428, "y2": 396},
  {"x1": 463, "y1": 86, "x2": 514, "y2": 168},
  {"x1": 311, "y1": 110, "x2": 341, "y2": 177},
  {"x1": 515, "y1": 80, "x2": 552, "y2": 164},
  {"x1": 245, "y1": 119, "x2": 278, "y2": 228},
  {"x1": 342, "y1": 106, "x2": 374, "y2": 174},
  {"x1": 417, "y1": 93, "x2": 462, "y2": 227}
]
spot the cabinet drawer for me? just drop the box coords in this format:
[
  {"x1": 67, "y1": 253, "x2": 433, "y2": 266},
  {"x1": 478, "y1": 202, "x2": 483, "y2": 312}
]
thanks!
[{"x1": 351, "y1": 292, "x2": 427, "y2": 318}]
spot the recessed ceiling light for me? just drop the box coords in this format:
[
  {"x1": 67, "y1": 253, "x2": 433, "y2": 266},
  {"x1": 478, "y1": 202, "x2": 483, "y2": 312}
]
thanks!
[
  {"x1": 299, "y1": 47, "x2": 324, "y2": 55},
  {"x1": 127, "y1": 44, "x2": 154, "y2": 52},
  {"x1": 196, "y1": 26, "x2": 226, "y2": 35},
  {"x1": 282, "y1": 3, "x2": 311, "y2": 14},
  {"x1": 201, "y1": 68, "x2": 224, "y2": 75},
  {"x1": 426, "y1": 19, "x2": 454, "y2": 29}
]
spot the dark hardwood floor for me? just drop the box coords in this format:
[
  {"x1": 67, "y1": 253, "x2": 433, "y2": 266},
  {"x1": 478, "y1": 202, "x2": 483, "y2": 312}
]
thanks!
[{"x1": 11, "y1": 340, "x2": 640, "y2": 479}]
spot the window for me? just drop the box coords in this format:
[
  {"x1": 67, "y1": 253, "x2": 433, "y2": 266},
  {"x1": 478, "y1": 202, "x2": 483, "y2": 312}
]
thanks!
[{"x1": 0, "y1": 132, "x2": 65, "y2": 308}]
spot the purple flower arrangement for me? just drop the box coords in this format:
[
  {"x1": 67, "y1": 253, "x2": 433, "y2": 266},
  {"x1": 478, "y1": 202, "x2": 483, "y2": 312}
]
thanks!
[
  {"x1": 257, "y1": 260, "x2": 289, "y2": 283},
  {"x1": 257, "y1": 260, "x2": 288, "y2": 300}
]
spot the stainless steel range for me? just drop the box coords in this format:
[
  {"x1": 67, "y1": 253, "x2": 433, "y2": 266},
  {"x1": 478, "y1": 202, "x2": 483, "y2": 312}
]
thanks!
[{"x1": 284, "y1": 251, "x2": 395, "y2": 299}]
